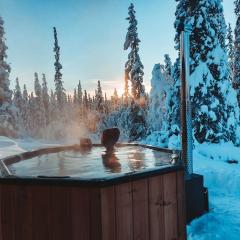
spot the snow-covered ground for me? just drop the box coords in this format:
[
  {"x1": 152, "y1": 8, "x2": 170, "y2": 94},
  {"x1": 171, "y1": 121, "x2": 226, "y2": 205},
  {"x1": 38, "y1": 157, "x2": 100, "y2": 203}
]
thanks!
[
  {"x1": 0, "y1": 136, "x2": 240, "y2": 239},
  {"x1": 188, "y1": 142, "x2": 240, "y2": 240},
  {"x1": 0, "y1": 136, "x2": 60, "y2": 159}
]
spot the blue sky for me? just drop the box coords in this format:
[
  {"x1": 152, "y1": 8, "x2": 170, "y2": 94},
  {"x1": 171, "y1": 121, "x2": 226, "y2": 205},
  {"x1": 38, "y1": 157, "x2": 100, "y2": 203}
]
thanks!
[{"x1": 0, "y1": 0, "x2": 236, "y2": 97}]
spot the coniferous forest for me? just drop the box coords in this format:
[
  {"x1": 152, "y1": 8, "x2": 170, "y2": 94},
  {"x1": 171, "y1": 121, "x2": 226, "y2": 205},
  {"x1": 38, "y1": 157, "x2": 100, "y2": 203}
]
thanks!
[{"x1": 0, "y1": 0, "x2": 240, "y2": 148}]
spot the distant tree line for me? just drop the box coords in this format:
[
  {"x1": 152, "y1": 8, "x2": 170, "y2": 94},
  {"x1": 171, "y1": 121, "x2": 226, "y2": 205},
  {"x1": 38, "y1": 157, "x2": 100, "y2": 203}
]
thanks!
[{"x1": 0, "y1": 0, "x2": 240, "y2": 146}]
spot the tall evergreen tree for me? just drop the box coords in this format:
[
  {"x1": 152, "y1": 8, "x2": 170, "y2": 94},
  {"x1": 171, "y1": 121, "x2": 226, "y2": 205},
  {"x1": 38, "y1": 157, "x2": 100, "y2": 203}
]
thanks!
[
  {"x1": 13, "y1": 77, "x2": 22, "y2": 110},
  {"x1": 88, "y1": 93, "x2": 92, "y2": 110},
  {"x1": 233, "y1": 0, "x2": 240, "y2": 104},
  {"x1": 12, "y1": 77, "x2": 23, "y2": 132},
  {"x1": 112, "y1": 88, "x2": 119, "y2": 109},
  {"x1": 83, "y1": 90, "x2": 88, "y2": 110},
  {"x1": 53, "y1": 27, "x2": 65, "y2": 109},
  {"x1": 168, "y1": 58, "x2": 181, "y2": 131},
  {"x1": 28, "y1": 92, "x2": 35, "y2": 133},
  {"x1": 104, "y1": 92, "x2": 109, "y2": 114},
  {"x1": 0, "y1": 16, "x2": 15, "y2": 134},
  {"x1": 73, "y1": 88, "x2": 77, "y2": 104},
  {"x1": 77, "y1": 80, "x2": 83, "y2": 105},
  {"x1": 124, "y1": 71, "x2": 130, "y2": 103},
  {"x1": 227, "y1": 23, "x2": 235, "y2": 82},
  {"x1": 124, "y1": 3, "x2": 145, "y2": 100},
  {"x1": 34, "y1": 73, "x2": 41, "y2": 98},
  {"x1": 33, "y1": 73, "x2": 46, "y2": 136},
  {"x1": 21, "y1": 84, "x2": 30, "y2": 134},
  {"x1": 174, "y1": 0, "x2": 189, "y2": 51},
  {"x1": 164, "y1": 54, "x2": 172, "y2": 76},
  {"x1": 95, "y1": 80, "x2": 104, "y2": 112},
  {"x1": 167, "y1": 0, "x2": 189, "y2": 140},
  {"x1": 149, "y1": 64, "x2": 167, "y2": 132},
  {"x1": 42, "y1": 73, "x2": 50, "y2": 124},
  {"x1": 122, "y1": 3, "x2": 147, "y2": 141},
  {"x1": 174, "y1": 0, "x2": 240, "y2": 144},
  {"x1": 49, "y1": 89, "x2": 58, "y2": 122}
]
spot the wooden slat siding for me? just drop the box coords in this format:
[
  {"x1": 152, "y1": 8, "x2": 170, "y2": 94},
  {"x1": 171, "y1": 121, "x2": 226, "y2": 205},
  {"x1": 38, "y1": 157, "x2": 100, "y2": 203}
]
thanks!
[
  {"x1": 90, "y1": 188, "x2": 102, "y2": 240},
  {"x1": 15, "y1": 185, "x2": 33, "y2": 240},
  {"x1": 148, "y1": 176, "x2": 164, "y2": 240},
  {"x1": 176, "y1": 171, "x2": 186, "y2": 240},
  {"x1": 1, "y1": 185, "x2": 16, "y2": 240},
  {"x1": 163, "y1": 173, "x2": 178, "y2": 240},
  {"x1": 71, "y1": 187, "x2": 90, "y2": 240},
  {"x1": 50, "y1": 186, "x2": 72, "y2": 240},
  {"x1": 132, "y1": 179, "x2": 149, "y2": 240},
  {"x1": 116, "y1": 182, "x2": 133, "y2": 240},
  {"x1": 101, "y1": 186, "x2": 116, "y2": 240},
  {"x1": 32, "y1": 186, "x2": 51, "y2": 240},
  {"x1": 0, "y1": 171, "x2": 186, "y2": 240}
]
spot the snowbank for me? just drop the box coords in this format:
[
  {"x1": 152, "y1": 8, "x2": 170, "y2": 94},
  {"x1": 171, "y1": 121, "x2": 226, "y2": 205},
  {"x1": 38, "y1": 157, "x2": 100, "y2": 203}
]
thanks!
[
  {"x1": 0, "y1": 136, "x2": 59, "y2": 159},
  {"x1": 188, "y1": 143, "x2": 240, "y2": 239}
]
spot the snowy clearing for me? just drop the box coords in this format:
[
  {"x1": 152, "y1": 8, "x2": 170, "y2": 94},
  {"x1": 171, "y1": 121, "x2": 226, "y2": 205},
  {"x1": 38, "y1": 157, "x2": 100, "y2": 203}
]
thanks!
[{"x1": 188, "y1": 143, "x2": 240, "y2": 240}]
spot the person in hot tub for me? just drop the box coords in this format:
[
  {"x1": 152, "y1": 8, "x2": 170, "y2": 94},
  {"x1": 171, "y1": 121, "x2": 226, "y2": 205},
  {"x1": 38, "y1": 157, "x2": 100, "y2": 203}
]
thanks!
[{"x1": 101, "y1": 128, "x2": 121, "y2": 173}]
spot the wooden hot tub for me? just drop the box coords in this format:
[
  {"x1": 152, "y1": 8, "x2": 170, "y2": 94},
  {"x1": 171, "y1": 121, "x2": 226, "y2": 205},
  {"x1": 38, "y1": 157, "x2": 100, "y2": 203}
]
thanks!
[{"x1": 0, "y1": 144, "x2": 186, "y2": 240}]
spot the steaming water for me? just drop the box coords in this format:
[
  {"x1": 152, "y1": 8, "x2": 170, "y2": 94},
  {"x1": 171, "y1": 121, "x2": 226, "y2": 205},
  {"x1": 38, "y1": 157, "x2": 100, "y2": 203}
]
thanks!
[{"x1": 9, "y1": 146, "x2": 172, "y2": 179}]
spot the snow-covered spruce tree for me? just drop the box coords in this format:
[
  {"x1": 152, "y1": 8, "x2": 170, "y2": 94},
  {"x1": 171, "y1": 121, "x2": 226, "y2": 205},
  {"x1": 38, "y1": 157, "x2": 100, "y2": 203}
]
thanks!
[
  {"x1": 13, "y1": 77, "x2": 22, "y2": 111},
  {"x1": 49, "y1": 90, "x2": 58, "y2": 122},
  {"x1": 77, "y1": 80, "x2": 83, "y2": 117},
  {"x1": 148, "y1": 64, "x2": 169, "y2": 133},
  {"x1": 12, "y1": 77, "x2": 23, "y2": 132},
  {"x1": 167, "y1": 58, "x2": 181, "y2": 141},
  {"x1": 146, "y1": 62, "x2": 180, "y2": 148},
  {"x1": 28, "y1": 92, "x2": 35, "y2": 134},
  {"x1": 95, "y1": 80, "x2": 104, "y2": 113},
  {"x1": 77, "y1": 80, "x2": 83, "y2": 106},
  {"x1": 83, "y1": 90, "x2": 88, "y2": 110},
  {"x1": 174, "y1": 0, "x2": 189, "y2": 51},
  {"x1": 42, "y1": 74, "x2": 50, "y2": 124},
  {"x1": 162, "y1": 0, "x2": 189, "y2": 145},
  {"x1": 13, "y1": 78, "x2": 23, "y2": 129},
  {"x1": 121, "y1": 3, "x2": 147, "y2": 141},
  {"x1": 72, "y1": 89, "x2": 78, "y2": 121},
  {"x1": 88, "y1": 93, "x2": 93, "y2": 111},
  {"x1": 53, "y1": 27, "x2": 65, "y2": 110},
  {"x1": 124, "y1": 3, "x2": 145, "y2": 100},
  {"x1": 73, "y1": 88, "x2": 77, "y2": 105},
  {"x1": 126, "y1": 100, "x2": 147, "y2": 141},
  {"x1": 124, "y1": 71, "x2": 130, "y2": 104},
  {"x1": 174, "y1": 0, "x2": 240, "y2": 144},
  {"x1": 233, "y1": 0, "x2": 240, "y2": 104},
  {"x1": 33, "y1": 73, "x2": 46, "y2": 137},
  {"x1": 111, "y1": 88, "x2": 119, "y2": 110},
  {"x1": 0, "y1": 16, "x2": 16, "y2": 135},
  {"x1": 227, "y1": 23, "x2": 235, "y2": 82},
  {"x1": 164, "y1": 54, "x2": 172, "y2": 76},
  {"x1": 21, "y1": 84, "x2": 31, "y2": 135},
  {"x1": 104, "y1": 92, "x2": 110, "y2": 114}
]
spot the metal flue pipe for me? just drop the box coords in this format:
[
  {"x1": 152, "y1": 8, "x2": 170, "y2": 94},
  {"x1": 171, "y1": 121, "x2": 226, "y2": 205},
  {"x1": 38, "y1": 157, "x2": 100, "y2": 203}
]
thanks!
[{"x1": 180, "y1": 28, "x2": 193, "y2": 176}]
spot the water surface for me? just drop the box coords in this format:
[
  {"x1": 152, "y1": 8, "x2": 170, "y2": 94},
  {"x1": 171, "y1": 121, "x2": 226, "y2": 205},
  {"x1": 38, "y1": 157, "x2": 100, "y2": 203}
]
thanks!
[{"x1": 9, "y1": 146, "x2": 172, "y2": 178}]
